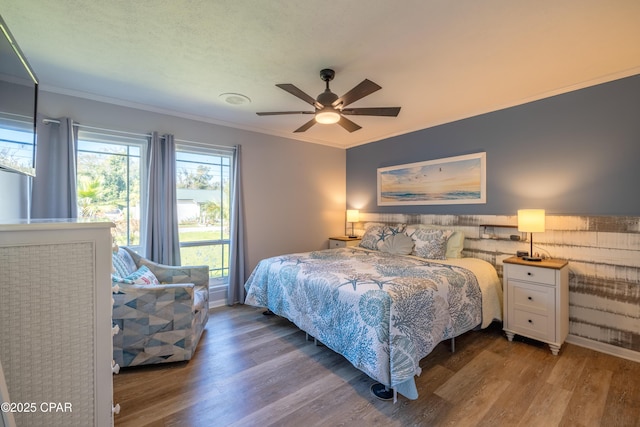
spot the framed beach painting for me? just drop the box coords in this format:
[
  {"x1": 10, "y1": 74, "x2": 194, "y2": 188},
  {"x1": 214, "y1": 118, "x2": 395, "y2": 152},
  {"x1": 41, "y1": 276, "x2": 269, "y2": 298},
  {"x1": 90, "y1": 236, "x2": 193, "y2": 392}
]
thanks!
[{"x1": 377, "y1": 152, "x2": 486, "y2": 206}]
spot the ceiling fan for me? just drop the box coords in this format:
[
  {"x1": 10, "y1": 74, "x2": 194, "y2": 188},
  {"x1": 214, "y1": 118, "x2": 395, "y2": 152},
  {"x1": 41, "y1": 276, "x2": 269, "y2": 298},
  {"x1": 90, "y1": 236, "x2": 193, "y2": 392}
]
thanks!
[{"x1": 256, "y1": 69, "x2": 401, "y2": 133}]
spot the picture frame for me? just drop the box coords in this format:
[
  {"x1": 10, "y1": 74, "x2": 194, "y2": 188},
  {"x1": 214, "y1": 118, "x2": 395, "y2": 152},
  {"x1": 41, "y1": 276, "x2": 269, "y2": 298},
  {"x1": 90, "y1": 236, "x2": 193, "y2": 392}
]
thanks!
[{"x1": 377, "y1": 152, "x2": 486, "y2": 206}]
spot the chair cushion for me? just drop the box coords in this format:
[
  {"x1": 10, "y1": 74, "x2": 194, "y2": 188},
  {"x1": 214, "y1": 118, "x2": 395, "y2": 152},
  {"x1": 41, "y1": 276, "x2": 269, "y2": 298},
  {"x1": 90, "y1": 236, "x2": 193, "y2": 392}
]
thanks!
[{"x1": 193, "y1": 286, "x2": 208, "y2": 311}]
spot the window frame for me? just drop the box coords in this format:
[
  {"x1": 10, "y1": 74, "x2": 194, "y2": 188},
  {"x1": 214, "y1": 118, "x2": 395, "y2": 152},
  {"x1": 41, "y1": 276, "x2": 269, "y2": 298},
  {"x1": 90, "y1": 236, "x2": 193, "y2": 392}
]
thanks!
[
  {"x1": 76, "y1": 128, "x2": 148, "y2": 251},
  {"x1": 175, "y1": 143, "x2": 234, "y2": 286}
]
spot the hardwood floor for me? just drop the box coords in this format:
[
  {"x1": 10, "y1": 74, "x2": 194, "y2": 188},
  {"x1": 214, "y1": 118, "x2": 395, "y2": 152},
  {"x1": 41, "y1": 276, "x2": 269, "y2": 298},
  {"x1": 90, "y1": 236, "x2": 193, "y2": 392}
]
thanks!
[{"x1": 114, "y1": 305, "x2": 640, "y2": 427}]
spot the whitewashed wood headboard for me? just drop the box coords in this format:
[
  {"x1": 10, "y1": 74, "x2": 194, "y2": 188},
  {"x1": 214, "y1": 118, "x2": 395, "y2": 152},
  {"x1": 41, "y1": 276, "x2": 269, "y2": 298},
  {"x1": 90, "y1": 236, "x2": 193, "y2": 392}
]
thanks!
[{"x1": 353, "y1": 213, "x2": 640, "y2": 361}]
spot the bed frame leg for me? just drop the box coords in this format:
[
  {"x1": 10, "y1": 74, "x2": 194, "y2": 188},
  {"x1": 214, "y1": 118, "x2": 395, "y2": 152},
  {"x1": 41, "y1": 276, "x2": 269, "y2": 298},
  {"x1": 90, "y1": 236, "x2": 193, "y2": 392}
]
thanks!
[
  {"x1": 304, "y1": 333, "x2": 321, "y2": 346},
  {"x1": 450, "y1": 337, "x2": 455, "y2": 353},
  {"x1": 371, "y1": 383, "x2": 395, "y2": 401}
]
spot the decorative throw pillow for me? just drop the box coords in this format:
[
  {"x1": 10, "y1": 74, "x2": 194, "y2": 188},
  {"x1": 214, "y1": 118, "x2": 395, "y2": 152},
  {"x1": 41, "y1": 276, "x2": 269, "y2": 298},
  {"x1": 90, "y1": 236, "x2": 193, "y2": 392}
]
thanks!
[
  {"x1": 359, "y1": 224, "x2": 406, "y2": 251},
  {"x1": 406, "y1": 228, "x2": 453, "y2": 260},
  {"x1": 405, "y1": 225, "x2": 465, "y2": 258},
  {"x1": 113, "y1": 265, "x2": 160, "y2": 285},
  {"x1": 379, "y1": 233, "x2": 414, "y2": 255},
  {"x1": 112, "y1": 248, "x2": 137, "y2": 277}
]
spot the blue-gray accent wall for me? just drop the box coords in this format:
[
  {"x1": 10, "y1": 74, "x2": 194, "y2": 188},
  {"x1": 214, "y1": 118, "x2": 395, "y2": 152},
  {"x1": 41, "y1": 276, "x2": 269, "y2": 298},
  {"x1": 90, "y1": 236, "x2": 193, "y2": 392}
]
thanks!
[{"x1": 347, "y1": 74, "x2": 640, "y2": 216}]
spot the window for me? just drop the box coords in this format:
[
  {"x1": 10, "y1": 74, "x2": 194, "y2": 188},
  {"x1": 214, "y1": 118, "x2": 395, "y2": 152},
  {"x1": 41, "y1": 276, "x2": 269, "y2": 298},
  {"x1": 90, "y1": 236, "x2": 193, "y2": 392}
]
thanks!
[
  {"x1": 176, "y1": 147, "x2": 233, "y2": 284},
  {"x1": 76, "y1": 130, "x2": 234, "y2": 284},
  {"x1": 76, "y1": 129, "x2": 147, "y2": 249},
  {"x1": 0, "y1": 114, "x2": 35, "y2": 175}
]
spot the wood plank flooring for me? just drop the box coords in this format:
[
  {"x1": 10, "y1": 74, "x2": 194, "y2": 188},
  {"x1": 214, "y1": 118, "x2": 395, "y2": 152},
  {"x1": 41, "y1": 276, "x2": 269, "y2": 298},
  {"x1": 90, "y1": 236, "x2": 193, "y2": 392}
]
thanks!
[{"x1": 113, "y1": 305, "x2": 640, "y2": 427}]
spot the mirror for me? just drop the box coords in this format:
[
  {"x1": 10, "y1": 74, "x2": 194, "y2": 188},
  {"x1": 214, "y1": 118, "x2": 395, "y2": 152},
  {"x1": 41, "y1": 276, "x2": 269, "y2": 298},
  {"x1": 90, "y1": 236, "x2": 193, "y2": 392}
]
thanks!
[{"x1": 0, "y1": 14, "x2": 38, "y2": 176}]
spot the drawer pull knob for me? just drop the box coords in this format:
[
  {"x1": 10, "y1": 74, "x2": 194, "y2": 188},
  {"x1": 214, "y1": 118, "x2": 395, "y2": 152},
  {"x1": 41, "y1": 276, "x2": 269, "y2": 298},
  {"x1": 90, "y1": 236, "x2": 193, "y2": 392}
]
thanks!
[
  {"x1": 527, "y1": 272, "x2": 532, "y2": 276},
  {"x1": 528, "y1": 319, "x2": 533, "y2": 324},
  {"x1": 528, "y1": 296, "x2": 533, "y2": 301}
]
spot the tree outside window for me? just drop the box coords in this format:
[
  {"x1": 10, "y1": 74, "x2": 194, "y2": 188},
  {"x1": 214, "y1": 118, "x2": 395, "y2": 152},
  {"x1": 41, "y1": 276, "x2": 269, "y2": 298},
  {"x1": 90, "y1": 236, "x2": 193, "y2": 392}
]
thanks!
[{"x1": 76, "y1": 134, "x2": 144, "y2": 248}]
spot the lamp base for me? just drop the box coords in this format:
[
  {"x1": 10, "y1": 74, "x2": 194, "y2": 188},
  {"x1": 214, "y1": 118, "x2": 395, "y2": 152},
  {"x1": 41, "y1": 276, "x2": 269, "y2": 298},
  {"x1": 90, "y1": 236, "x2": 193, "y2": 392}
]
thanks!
[
  {"x1": 347, "y1": 235, "x2": 358, "y2": 239},
  {"x1": 522, "y1": 233, "x2": 542, "y2": 261}
]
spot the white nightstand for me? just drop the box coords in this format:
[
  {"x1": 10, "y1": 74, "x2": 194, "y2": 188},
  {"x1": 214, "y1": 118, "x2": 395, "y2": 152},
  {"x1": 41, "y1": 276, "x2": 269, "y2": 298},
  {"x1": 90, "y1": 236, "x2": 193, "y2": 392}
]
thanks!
[
  {"x1": 503, "y1": 256, "x2": 569, "y2": 355},
  {"x1": 328, "y1": 236, "x2": 361, "y2": 249}
]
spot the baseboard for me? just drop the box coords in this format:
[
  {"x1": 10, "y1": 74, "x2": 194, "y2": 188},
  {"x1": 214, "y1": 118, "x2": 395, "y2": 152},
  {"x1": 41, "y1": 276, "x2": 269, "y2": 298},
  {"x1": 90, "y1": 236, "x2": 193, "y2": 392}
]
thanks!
[
  {"x1": 566, "y1": 334, "x2": 640, "y2": 363},
  {"x1": 208, "y1": 283, "x2": 228, "y2": 309},
  {"x1": 209, "y1": 298, "x2": 227, "y2": 309}
]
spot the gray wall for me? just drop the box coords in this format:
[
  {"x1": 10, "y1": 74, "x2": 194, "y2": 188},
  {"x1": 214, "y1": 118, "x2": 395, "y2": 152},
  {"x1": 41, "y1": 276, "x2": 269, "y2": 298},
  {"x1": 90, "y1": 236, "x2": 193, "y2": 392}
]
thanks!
[
  {"x1": 347, "y1": 74, "x2": 640, "y2": 216},
  {"x1": 16, "y1": 91, "x2": 346, "y2": 274}
]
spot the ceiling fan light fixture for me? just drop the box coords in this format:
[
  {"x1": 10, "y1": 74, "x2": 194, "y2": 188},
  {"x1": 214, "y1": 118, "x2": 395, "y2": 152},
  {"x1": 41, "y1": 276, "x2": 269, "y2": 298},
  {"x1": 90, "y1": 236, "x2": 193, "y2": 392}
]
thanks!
[
  {"x1": 257, "y1": 69, "x2": 400, "y2": 133},
  {"x1": 315, "y1": 108, "x2": 340, "y2": 124}
]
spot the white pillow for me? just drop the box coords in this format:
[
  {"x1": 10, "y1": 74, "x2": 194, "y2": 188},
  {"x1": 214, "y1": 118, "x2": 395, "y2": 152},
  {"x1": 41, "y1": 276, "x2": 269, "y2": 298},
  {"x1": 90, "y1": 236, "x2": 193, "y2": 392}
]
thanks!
[{"x1": 445, "y1": 231, "x2": 465, "y2": 258}]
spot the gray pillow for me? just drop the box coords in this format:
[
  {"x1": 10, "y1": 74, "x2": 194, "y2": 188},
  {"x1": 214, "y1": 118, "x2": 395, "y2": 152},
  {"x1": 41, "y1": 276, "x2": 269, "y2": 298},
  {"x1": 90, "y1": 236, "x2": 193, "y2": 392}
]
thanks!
[{"x1": 379, "y1": 233, "x2": 414, "y2": 255}]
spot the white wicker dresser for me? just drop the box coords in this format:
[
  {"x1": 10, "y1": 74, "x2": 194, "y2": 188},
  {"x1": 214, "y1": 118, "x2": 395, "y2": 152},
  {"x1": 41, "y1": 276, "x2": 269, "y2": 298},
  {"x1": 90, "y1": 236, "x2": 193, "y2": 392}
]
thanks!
[{"x1": 0, "y1": 220, "x2": 115, "y2": 426}]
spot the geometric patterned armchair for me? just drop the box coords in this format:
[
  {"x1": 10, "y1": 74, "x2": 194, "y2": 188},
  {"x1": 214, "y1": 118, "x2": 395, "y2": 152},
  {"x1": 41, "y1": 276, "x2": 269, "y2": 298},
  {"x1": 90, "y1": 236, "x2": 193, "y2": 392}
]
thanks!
[{"x1": 111, "y1": 247, "x2": 209, "y2": 367}]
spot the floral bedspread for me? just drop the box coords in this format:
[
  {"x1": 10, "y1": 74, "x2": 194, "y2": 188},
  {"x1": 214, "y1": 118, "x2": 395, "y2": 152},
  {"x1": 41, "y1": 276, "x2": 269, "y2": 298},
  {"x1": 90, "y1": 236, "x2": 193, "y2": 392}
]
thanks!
[{"x1": 244, "y1": 247, "x2": 485, "y2": 399}]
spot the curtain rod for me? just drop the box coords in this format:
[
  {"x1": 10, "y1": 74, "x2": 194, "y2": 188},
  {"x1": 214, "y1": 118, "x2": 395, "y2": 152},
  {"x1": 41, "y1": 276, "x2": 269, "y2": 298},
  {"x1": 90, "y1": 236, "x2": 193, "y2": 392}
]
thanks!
[
  {"x1": 174, "y1": 138, "x2": 236, "y2": 151},
  {"x1": 42, "y1": 118, "x2": 236, "y2": 151},
  {"x1": 42, "y1": 118, "x2": 149, "y2": 138}
]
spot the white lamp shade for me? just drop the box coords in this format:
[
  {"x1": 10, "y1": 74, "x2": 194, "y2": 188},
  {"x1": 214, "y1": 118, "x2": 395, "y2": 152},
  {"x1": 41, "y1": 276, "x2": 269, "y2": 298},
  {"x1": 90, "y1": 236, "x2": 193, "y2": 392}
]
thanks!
[
  {"x1": 315, "y1": 109, "x2": 341, "y2": 124},
  {"x1": 517, "y1": 209, "x2": 546, "y2": 233},
  {"x1": 346, "y1": 209, "x2": 360, "y2": 223}
]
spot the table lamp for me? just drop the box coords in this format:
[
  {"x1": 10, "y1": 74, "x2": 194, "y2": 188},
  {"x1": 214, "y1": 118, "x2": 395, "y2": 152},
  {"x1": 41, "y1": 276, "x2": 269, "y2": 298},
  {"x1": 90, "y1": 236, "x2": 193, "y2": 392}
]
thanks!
[{"x1": 518, "y1": 209, "x2": 545, "y2": 261}]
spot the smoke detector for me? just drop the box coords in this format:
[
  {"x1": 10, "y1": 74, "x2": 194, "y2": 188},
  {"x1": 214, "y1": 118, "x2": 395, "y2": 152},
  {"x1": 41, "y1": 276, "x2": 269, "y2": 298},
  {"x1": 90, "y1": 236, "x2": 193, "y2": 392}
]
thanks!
[{"x1": 219, "y1": 93, "x2": 251, "y2": 105}]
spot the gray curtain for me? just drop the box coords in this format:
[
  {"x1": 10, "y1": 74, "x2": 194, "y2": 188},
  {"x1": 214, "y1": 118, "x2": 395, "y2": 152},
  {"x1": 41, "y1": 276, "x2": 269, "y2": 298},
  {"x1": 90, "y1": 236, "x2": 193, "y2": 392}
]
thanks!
[
  {"x1": 227, "y1": 144, "x2": 246, "y2": 305},
  {"x1": 145, "y1": 132, "x2": 181, "y2": 265},
  {"x1": 31, "y1": 116, "x2": 78, "y2": 219}
]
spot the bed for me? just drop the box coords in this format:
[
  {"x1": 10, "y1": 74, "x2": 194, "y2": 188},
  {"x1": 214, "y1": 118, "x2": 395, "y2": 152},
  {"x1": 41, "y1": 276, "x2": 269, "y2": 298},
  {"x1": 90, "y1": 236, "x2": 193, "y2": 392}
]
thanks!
[{"x1": 244, "y1": 225, "x2": 503, "y2": 400}]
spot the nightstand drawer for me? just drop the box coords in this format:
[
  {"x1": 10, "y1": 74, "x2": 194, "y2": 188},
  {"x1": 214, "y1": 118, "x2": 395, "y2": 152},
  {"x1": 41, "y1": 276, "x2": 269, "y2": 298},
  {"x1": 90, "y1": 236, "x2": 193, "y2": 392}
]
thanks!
[
  {"x1": 511, "y1": 282, "x2": 554, "y2": 315},
  {"x1": 507, "y1": 264, "x2": 556, "y2": 286},
  {"x1": 329, "y1": 239, "x2": 345, "y2": 248},
  {"x1": 328, "y1": 237, "x2": 361, "y2": 249},
  {"x1": 512, "y1": 309, "x2": 551, "y2": 341}
]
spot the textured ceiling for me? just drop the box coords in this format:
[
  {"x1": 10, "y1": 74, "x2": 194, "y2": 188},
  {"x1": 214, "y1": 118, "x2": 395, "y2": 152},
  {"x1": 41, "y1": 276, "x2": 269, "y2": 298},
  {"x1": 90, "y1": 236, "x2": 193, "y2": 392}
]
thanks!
[{"x1": 2, "y1": 1, "x2": 640, "y2": 148}]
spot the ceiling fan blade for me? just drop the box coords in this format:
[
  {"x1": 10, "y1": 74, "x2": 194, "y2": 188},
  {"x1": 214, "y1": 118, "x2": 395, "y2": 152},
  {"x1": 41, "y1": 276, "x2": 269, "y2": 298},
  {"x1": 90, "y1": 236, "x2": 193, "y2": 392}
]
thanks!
[
  {"x1": 337, "y1": 116, "x2": 362, "y2": 133},
  {"x1": 256, "y1": 111, "x2": 314, "y2": 116},
  {"x1": 276, "y1": 83, "x2": 322, "y2": 108},
  {"x1": 332, "y1": 79, "x2": 381, "y2": 108},
  {"x1": 293, "y1": 118, "x2": 317, "y2": 133},
  {"x1": 341, "y1": 107, "x2": 401, "y2": 117}
]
